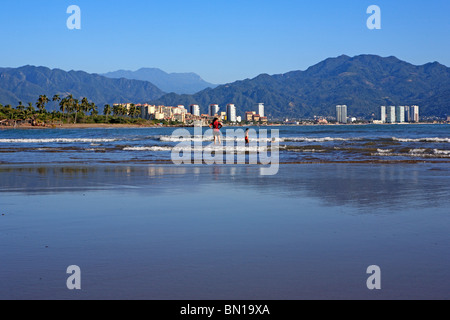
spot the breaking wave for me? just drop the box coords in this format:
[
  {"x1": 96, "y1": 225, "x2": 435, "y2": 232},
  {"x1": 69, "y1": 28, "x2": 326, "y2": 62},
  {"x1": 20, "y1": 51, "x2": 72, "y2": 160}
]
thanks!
[
  {"x1": 392, "y1": 137, "x2": 450, "y2": 143},
  {"x1": 0, "y1": 138, "x2": 119, "y2": 144}
]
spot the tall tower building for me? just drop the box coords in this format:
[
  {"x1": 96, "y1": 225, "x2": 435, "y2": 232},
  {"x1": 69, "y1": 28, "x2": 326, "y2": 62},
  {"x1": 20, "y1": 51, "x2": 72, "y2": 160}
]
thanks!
[
  {"x1": 396, "y1": 106, "x2": 405, "y2": 123},
  {"x1": 256, "y1": 103, "x2": 265, "y2": 118},
  {"x1": 411, "y1": 105, "x2": 420, "y2": 122},
  {"x1": 380, "y1": 106, "x2": 386, "y2": 123},
  {"x1": 226, "y1": 104, "x2": 237, "y2": 123},
  {"x1": 336, "y1": 105, "x2": 348, "y2": 124},
  {"x1": 387, "y1": 106, "x2": 396, "y2": 123},
  {"x1": 405, "y1": 106, "x2": 411, "y2": 122},
  {"x1": 190, "y1": 104, "x2": 200, "y2": 117},
  {"x1": 209, "y1": 104, "x2": 219, "y2": 117}
]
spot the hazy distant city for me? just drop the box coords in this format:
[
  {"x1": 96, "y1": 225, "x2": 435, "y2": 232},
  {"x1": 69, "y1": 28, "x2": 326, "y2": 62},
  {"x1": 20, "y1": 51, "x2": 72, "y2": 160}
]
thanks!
[{"x1": 111, "y1": 101, "x2": 449, "y2": 126}]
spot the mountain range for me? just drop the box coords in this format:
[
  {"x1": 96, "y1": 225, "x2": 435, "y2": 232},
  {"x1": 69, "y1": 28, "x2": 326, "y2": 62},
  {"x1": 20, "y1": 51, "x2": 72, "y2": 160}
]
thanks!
[
  {"x1": 0, "y1": 66, "x2": 165, "y2": 108},
  {"x1": 102, "y1": 68, "x2": 217, "y2": 94},
  {"x1": 0, "y1": 55, "x2": 449, "y2": 118},
  {"x1": 150, "y1": 55, "x2": 450, "y2": 119}
]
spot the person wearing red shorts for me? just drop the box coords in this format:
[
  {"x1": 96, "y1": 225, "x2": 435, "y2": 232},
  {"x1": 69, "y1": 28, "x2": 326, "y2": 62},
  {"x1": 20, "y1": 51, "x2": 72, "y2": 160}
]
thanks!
[{"x1": 210, "y1": 117, "x2": 223, "y2": 145}]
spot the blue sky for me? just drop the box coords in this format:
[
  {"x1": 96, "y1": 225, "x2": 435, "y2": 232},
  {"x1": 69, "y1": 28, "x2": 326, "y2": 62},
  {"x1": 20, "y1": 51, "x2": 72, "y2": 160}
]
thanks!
[{"x1": 0, "y1": 0, "x2": 449, "y2": 84}]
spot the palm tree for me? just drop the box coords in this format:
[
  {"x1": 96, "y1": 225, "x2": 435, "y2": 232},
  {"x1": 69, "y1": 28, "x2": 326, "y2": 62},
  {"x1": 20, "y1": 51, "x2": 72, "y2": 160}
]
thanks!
[
  {"x1": 81, "y1": 97, "x2": 90, "y2": 115},
  {"x1": 128, "y1": 104, "x2": 137, "y2": 118},
  {"x1": 52, "y1": 94, "x2": 61, "y2": 104},
  {"x1": 133, "y1": 105, "x2": 141, "y2": 118},
  {"x1": 16, "y1": 101, "x2": 25, "y2": 112},
  {"x1": 26, "y1": 102, "x2": 34, "y2": 113},
  {"x1": 121, "y1": 105, "x2": 129, "y2": 117},
  {"x1": 89, "y1": 102, "x2": 98, "y2": 116},
  {"x1": 59, "y1": 95, "x2": 70, "y2": 120},
  {"x1": 71, "y1": 99, "x2": 81, "y2": 124},
  {"x1": 36, "y1": 95, "x2": 49, "y2": 114},
  {"x1": 103, "y1": 104, "x2": 112, "y2": 119},
  {"x1": 113, "y1": 104, "x2": 122, "y2": 117}
]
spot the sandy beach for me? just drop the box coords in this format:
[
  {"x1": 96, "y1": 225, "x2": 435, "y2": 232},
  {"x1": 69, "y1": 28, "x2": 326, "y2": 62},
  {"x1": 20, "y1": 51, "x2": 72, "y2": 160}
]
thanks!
[{"x1": 0, "y1": 163, "x2": 449, "y2": 300}]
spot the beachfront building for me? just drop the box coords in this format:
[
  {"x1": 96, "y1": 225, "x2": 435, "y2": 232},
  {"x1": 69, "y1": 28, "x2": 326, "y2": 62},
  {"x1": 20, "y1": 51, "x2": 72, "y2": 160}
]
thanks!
[
  {"x1": 387, "y1": 106, "x2": 396, "y2": 123},
  {"x1": 173, "y1": 106, "x2": 187, "y2": 115},
  {"x1": 246, "y1": 111, "x2": 256, "y2": 122},
  {"x1": 139, "y1": 104, "x2": 157, "y2": 119},
  {"x1": 152, "y1": 112, "x2": 165, "y2": 120},
  {"x1": 173, "y1": 113, "x2": 185, "y2": 123},
  {"x1": 209, "y1": 104, "x2": 219, "y2": 117},
  {"x1": 256, "y1": 103, "x2": 265, "y2": 118},
  {"x1": 336, "y1": 105, "x2": 348, "y2": 124},
  {"x1": 226, "y1": 104, "x2": 237, "y2": 123},
  {"x1": 405, "y1": 106, "x2": 411, "y2": 122},
  {"x1": 380, "y1": 106, "x2": 386, "y2": 123},
  {"x1": 190, "y1": 104, "x2": 200, "y2": 117},
  {"x1": 411, "y1": 105, "x2": 420, "y2": 122},
  {"x1": 396, "y1": 106, "x2": 405, "y2": 123}
]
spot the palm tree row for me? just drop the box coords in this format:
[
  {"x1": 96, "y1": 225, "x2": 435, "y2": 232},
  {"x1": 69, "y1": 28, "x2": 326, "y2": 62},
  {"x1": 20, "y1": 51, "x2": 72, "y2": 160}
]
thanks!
[{"x1": 0, "y1": 94, "x2": 144, "y2": 126}]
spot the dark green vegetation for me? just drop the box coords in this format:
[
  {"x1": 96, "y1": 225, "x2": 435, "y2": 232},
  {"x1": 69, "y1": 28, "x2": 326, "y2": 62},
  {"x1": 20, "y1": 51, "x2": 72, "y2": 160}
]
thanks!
[{"x1": 0, "y1": 95, "x2": 154, "y2": 126}]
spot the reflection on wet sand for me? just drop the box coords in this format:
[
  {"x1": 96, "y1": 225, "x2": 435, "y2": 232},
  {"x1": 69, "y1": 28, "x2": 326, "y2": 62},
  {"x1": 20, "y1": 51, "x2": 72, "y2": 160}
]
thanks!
[{"x1": 1, "y1": 163, "x2": 449, "y2": 210}]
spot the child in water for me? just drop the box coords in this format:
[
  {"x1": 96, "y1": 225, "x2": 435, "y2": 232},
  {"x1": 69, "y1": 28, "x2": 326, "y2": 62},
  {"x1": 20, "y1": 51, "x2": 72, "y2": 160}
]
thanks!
[{"x1": 245, "y1": 128, "x2": 249, "y2": 144}]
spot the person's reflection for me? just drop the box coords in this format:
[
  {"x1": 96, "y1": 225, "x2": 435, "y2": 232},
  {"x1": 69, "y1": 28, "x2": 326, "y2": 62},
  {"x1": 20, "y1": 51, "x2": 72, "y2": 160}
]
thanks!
[{"x1": 212, "y1": 166, "x2": 221, "y2": 180}]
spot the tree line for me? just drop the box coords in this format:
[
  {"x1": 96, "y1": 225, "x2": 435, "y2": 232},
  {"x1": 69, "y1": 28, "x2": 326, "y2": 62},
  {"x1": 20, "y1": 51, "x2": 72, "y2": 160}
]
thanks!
[{"x1": 0, "y1": 94, "x2": 145, "y2": 126}]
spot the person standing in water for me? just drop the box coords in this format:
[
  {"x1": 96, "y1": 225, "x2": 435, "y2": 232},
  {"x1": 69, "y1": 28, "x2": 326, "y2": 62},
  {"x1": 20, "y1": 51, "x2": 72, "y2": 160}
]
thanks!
[
  {"x1": 210, "y1": 117, "x2": 223, "y2": 145},
  {"x1": 245, "y1": 128, "x2": 250, "y2": 144}
]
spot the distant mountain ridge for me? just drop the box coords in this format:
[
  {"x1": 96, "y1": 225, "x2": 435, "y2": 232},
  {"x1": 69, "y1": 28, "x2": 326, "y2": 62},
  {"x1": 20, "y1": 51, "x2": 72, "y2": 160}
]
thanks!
[
  {"x1": 1, "y1": 55, "x2": 449, "y2": 118},
  {"x1": 0, "y1": 65, "x2": 165, "y2": 108},
  {"x1": 150, "y1": 55, "x2": 450, "y2": 118},
  {"x1": 102, "y1": 68, "x2": 217, "y2": 94}
]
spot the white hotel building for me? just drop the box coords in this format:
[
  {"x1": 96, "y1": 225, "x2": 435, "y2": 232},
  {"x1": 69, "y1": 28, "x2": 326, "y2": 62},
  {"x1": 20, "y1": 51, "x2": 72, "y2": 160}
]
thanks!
[{"x1": 226, "y1": 104, "x2": 237, "y2": 123}]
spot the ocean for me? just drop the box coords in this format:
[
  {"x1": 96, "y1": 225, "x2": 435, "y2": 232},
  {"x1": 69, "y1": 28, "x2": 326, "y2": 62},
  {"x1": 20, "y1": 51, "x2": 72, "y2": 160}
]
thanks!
[
  {"x1": 0, "y1": 124, "x2": 449, "y2": 300},
  {"x1": 0, "y1": 124, "x2": 449, "y2": 164}
]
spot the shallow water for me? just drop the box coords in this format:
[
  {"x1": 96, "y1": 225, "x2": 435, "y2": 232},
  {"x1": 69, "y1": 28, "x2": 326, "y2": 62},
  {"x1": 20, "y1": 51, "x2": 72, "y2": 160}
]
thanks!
[
  {"x1": 0, "y1": 163, "x2": 448, "y2": 300},
  {"x1": 0, "y1": 124, "x2": 449, "y2": 164}
]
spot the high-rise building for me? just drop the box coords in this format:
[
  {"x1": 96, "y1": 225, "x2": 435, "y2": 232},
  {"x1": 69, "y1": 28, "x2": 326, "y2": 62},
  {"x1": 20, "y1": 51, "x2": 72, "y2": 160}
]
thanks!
[
  {"x1": 387, "y1": 106, "x2": 396, "y2": 123},
  {"x1": 256, "y1": 103, "x2": 265, "y2": 118},
  {"x1": 396, "y1": 106, "x2": 405, "y2": 123},
  {"x1": 190, "y1": 104, "x2": 200, "y2": 116},
  {"x1": 336, "y1": 105, "x2": 348, "y2": 124},
  {"x1": 404, "y1": 106, "x2": 411, "y2": 122},
  {"x1": 411, "y1": 105, "x2": 419, "y2": 122},
  {"x1": 380, "y1": 106, "x2": 386, "y2": 123},
  {"x1": 209, "y1": 104, "x2": 219, "y2": 117},
  {"x1": 226, "y1": 104, "x2": 237, "y2": 122}
]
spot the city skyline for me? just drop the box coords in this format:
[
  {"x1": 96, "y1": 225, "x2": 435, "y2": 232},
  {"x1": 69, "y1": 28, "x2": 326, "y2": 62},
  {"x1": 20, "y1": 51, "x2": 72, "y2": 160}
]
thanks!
[{"x1": 0, "y1": 1, "x2": 449, "y2": 84}]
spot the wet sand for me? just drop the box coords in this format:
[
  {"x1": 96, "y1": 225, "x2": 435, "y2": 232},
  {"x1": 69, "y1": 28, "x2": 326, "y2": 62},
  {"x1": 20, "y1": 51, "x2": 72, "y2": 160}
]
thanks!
[{"x1": 0, "y1": 163, "x2": 449, "y2": 300}]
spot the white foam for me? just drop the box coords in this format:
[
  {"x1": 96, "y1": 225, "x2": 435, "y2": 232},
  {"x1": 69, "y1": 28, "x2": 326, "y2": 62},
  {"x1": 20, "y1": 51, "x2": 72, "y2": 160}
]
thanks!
[
  {"x1": 392, "y1": 137, "x2": 450, "y2": 143},
  {"x1": 433, "y1": 149, "x2": 450, "y2": 155},
  {"x1": 0, "y1": 138, "x2": 118, "y2": 144},
  {"x1": 408, "y1": 148, "x2": 428, "y2": 154},
  {"x1": 281, "y1": 137, "x2": 362, "y2": 142},
  {"x1": 123, "y1": 146, "x2": 173, "y2": 151},
  {"x1": 376, "y1": 149, "x2": 393, "y2": 153}
]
